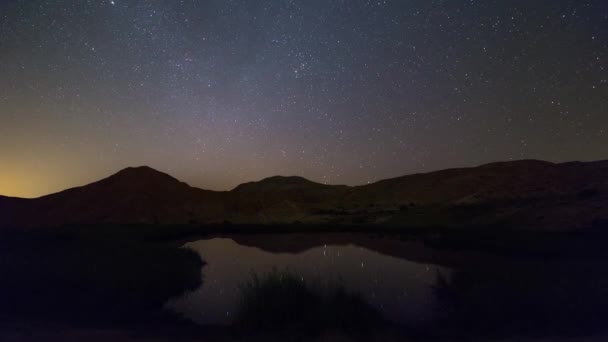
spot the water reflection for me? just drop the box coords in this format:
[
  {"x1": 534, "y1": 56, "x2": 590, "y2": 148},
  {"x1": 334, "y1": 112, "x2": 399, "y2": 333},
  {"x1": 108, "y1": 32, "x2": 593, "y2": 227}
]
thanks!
[
  {"x1": 166, "y1": 234, "x2": 608, "y2": 339},
  {"x1": 166, "y1": 237, "x2": 450, "y2": 325}
]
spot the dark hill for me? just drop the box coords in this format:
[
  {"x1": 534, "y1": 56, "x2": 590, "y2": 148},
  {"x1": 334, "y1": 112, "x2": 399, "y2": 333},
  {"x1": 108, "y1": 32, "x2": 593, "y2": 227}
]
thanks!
[
  {"x1": 1, "y1": 160, "x2": 607, "y2": 230},
  {"x1": 5, "y1": 167, "x2": 227, "y2": 228},
  {"x1": 233, "y1": 176, "x2": 331, "y2": 193},
  {"x1": 228, "y1": 176, "x2": 348, "y2": 224},
  {"x1": 350, "y1": 159, "x2": 607, "y2": 205},
  {"x1": 345, "y1": 160, "x2": 608, "y2": 228}
]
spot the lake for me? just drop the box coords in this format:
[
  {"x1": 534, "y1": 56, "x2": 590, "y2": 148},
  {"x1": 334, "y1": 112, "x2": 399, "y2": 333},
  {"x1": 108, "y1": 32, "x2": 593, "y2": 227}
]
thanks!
[
  {"x1": 166, "y1": 233, "x2": 608, "y2": 337},
  {"x1": 166, "y1": 234, "x2": 468, "y2": 326},
  {"x1": 3, "y1": 229, "x2": 608, "y2": 340}
]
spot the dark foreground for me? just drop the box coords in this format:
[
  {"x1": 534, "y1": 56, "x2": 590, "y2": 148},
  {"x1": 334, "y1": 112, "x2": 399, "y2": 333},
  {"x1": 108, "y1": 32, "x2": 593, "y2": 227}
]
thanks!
[{"x1": 2, "y1": 224, "x2": 608, "y2": 341}]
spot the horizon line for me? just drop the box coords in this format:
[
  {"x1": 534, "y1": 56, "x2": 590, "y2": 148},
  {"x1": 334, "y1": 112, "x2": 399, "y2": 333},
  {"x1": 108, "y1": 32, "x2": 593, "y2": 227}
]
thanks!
[{"x1": 2, "y1": 157, "x2": 606, "y2": 200}]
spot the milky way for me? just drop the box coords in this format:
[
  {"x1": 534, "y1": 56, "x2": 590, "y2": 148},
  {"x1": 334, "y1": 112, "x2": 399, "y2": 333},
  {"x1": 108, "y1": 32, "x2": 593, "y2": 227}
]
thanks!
[{"x1": 1, "y1": 0, "x2": 607, "y2": 197}]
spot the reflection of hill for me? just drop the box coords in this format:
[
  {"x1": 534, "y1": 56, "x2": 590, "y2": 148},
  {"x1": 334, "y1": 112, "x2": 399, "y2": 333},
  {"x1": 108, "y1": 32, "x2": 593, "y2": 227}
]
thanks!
[
  {"x1": 225, "y1": 233, "x2": 508, "y2": 269},
  {"x1": 225, "y1": 231, "x2": 608, "y2": 269}
]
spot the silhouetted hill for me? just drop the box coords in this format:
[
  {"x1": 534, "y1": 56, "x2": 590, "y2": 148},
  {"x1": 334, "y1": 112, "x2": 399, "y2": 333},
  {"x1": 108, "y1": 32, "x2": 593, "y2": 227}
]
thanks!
[
  {"x1": 1, "y1": 160, "x2": 607, "y2": 230},
  {"x1": 228, "y1": 176, "x2": 348, "y2": 224},
  {"x1": 340, "y1": 160, "x2": 608, "y2": 228},
  {"x1": 233, "y1": 176, "x2": 333, "y2": 193},
  {"x1": 351, "y1": 159, "x2": 608, "y2": 204},
  {"x1": 4, "y1": 167, "x2": 228, "y2": 228}
]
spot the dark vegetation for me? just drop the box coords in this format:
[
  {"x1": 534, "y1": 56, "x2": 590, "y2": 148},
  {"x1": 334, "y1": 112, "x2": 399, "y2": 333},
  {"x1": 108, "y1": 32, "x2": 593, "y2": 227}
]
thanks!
[
  {"x1": 433, "y1": 261, "x2": 608, "y2": 339},
  {"x1": 0, "y1": 228, "x2": 204, "y2": 336},
  {"x1": 234, "y1": 269, "x2": 396, "y2": 341}
]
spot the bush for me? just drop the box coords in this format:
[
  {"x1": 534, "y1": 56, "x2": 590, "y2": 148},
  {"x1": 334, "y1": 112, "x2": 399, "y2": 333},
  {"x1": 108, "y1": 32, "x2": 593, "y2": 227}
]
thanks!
[{"x1": 235, "y1": 269, "x2": 389, "y2": 338}]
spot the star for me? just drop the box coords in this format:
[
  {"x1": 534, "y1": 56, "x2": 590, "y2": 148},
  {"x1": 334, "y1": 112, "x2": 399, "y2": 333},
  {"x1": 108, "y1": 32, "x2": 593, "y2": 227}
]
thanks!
[{"x1": 0, "y1": 0, "x2": 606, "y2": 197}]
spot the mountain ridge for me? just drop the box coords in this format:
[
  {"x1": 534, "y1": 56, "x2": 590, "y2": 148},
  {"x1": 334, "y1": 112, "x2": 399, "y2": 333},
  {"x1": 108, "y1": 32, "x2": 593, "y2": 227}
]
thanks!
[
  {"x1": 6, "y1": 159, "x2": 605, "y2": 200},
  {"x1": 1, "y1": 159, "x2": 607, "y2": 230}
]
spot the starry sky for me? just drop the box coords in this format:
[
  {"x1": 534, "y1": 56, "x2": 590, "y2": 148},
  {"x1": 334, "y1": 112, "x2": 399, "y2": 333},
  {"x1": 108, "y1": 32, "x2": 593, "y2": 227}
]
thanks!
[{"x1": 1, "y1": 0, "x2": 607, "y2": 198}]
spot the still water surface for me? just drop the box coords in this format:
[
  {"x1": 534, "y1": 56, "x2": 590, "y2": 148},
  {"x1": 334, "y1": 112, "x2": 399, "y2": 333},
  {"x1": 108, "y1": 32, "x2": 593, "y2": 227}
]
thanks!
[{"x1": 166, "y1": 235, "x2": 452, "y2": 325}]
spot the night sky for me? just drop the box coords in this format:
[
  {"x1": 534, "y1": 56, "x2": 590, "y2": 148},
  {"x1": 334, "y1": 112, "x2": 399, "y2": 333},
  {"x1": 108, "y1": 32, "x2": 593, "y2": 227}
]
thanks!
[{"x1": 1, "y1": 0, "x2": 607, "y2": 198}]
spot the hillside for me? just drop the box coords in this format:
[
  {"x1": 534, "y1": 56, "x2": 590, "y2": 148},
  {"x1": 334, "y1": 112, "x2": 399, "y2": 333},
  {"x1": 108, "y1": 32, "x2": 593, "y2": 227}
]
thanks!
[
  {"x1": 228, "y1": 176, "x2": 348, "y2": 224},
  {"x1": 1, "y1": 160, "x2": 607, "y2": 230},
  {"x1": 343, "y1": 160, "x2": 608, "y2": 228},
  {"x1": 3, "y1": 167, "x2": 228, "y2": 228}
]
